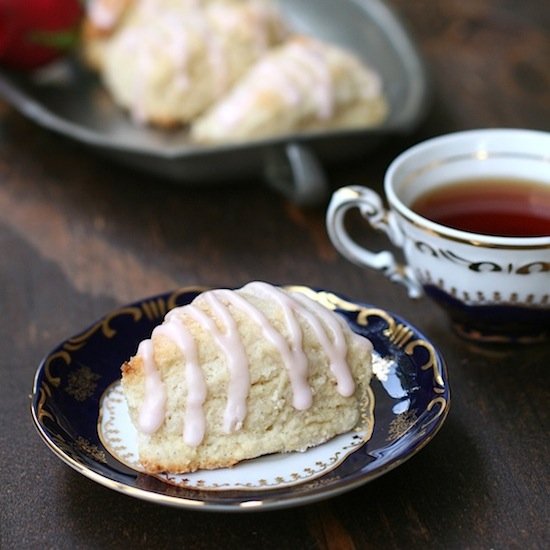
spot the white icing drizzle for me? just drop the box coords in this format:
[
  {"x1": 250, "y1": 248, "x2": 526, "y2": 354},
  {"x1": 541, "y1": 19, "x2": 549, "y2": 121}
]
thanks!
[
  {"x1": 212, "y1": 287, "x2": 313, "y2": 411},
  {"x1": 136, "y1": 339, "x2": 166, "y2": 434},
  {"x1": 285, "y1": 41, "x2": 334, "y2": 119},
  {"x1": 206, "y1": 38, "x2": 337, "y2": 132},
  {"x1": 288, "y1": 291, "x2": 356, "y2": 397},
  {"x1": 187, "y1": 297, "x2": 250, "y2": 434},
  {"x1": 135, "y1": 283, "x2": 361, "y2": 447},
  {"x1": 155, "y1": 312, "x2": 207, "y2": 446},
  {"x1": 245, "y1": 282, "x2": 356, "y2": 397}
]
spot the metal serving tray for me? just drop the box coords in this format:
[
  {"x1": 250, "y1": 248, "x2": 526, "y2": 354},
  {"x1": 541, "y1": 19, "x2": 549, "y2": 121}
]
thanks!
[{"x1": 0, "y1": 0, "x2": 428, "y2": 204}]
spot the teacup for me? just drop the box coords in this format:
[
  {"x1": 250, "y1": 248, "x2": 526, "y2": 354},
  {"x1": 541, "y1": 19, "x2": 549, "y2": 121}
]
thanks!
[{"x1": 326, "y1": 129, "x2": 550, "y2": 343}]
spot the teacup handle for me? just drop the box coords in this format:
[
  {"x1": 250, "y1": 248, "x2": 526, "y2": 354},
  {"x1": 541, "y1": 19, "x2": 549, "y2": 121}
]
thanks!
[{"x1": 326, "y1": 185, "x2": 423, "y2": 298}]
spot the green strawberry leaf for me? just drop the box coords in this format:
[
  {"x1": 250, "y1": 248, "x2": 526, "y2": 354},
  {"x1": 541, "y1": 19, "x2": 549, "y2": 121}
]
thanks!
[{"x1": 28, "y1": 29, "x2": 80, "y2": 50}]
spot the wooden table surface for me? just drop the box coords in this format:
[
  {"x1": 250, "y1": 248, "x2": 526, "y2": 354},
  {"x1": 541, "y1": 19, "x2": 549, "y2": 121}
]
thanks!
[{"x1": 1, "y1": 0, "x2": 549, "y2": 548}]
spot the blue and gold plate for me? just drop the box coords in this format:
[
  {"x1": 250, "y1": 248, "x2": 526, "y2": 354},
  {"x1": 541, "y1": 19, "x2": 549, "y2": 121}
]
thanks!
[{"x1": 31, "y1": 286, "x2": 449, "y2": 511}]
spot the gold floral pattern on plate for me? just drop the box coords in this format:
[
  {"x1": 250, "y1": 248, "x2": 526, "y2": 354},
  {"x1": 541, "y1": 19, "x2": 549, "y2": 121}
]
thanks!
[{"x1": 99, "y1": 382, "x2": 371, "y2": 491}]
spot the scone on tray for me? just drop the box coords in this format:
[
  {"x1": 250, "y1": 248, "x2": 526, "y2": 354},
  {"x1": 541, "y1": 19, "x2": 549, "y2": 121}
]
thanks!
[
  {"x1": 121, "y1": 282, "x2": 374, "y2": 474},
  {"x1": 191, "y1": 35, "x2": 388, "y2": 143},
  {"x1": 85, "y1": 0, "x2": 289, "y2": 126},
  {"x1": 82, "y1": 1, "x2": 389, "y2": 139}
]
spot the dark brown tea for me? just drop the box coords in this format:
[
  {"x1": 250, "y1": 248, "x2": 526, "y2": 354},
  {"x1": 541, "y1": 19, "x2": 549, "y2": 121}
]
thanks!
[{"x1": 410, "y1": 178, "x2": 550, "y2": 237}]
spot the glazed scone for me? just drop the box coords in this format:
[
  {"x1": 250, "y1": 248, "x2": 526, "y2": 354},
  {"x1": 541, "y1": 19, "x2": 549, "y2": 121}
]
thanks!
[
  {"x1": 191, "y1": 35, "x2": 389, "y2": 143},
  {"x1": 121, "y1": 282, "x2": 374, "y2": 474},
  {"x1": 96, "y1": 0, "x2": 289, "y2": 126},
  {"x1": 81, "y1": 0, "x2": 136, "y2": 70}
]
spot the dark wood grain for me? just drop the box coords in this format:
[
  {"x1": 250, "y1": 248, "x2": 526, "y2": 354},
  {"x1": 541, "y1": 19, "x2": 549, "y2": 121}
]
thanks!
[{"x1": 1, "y1": 0, "x2": 549, "y2": 548}]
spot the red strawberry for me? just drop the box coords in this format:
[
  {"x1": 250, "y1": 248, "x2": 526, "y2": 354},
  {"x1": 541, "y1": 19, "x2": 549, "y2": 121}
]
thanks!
[{"x1": 0, "y1": 0, "x2": 83, "y2": 70}]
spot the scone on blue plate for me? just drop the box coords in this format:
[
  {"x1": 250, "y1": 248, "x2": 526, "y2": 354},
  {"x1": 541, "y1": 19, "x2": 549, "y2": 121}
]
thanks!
[{"x1": 121, "y1": 282, "x2": 374, "y2": 474}]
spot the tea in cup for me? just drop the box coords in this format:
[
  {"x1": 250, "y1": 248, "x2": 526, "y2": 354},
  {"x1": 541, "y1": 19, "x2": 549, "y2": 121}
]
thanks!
[{"x1": 326, "y1": 129, "x2": 550, "y2": 343}]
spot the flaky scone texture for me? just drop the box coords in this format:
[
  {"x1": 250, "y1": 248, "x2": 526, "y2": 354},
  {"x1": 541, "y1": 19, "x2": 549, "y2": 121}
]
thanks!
[{"x1": 121, "y1": 283, "x2": 374, "y2": 474}]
